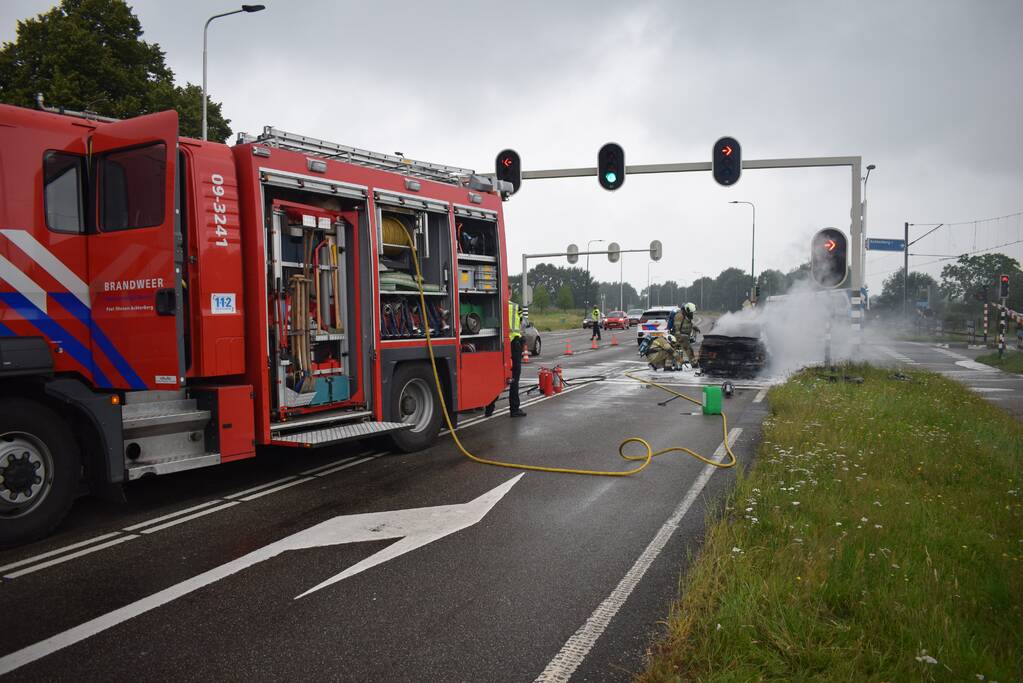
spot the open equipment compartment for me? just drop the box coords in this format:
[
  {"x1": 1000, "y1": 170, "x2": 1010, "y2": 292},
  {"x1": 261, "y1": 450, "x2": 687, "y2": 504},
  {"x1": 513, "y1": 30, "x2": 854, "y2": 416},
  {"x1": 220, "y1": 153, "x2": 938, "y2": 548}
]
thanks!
[
  {"x1": 266, "y1": 197, "x2": 360, "y2": 417},
  {"x1": 375, "y1": 192, "x2": 454, "y2": 340},
  {"x1": 455, "y1": 209, "x2": 502, "y2": 353}
]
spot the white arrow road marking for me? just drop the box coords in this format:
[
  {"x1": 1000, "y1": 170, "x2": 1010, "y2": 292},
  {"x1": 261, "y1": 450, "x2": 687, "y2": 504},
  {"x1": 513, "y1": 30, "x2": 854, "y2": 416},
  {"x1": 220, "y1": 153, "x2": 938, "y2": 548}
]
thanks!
[{"x1": 0, "y1": 475, "x2": 523, "y2": 676}]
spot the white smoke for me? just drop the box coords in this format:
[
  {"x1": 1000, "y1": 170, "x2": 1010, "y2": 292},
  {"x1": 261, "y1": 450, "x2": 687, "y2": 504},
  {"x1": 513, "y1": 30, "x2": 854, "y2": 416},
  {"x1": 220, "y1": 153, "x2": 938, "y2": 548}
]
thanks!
[{"x1": 707, "y1": 279, "x2": 859, "y2": 377}]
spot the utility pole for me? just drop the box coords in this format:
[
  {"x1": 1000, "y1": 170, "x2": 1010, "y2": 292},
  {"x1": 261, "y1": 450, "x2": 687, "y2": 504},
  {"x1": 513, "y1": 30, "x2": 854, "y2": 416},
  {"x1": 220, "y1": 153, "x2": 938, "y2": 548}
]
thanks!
[{"x1": 903, "y1": 221, "x2": 909, "y2": 319}]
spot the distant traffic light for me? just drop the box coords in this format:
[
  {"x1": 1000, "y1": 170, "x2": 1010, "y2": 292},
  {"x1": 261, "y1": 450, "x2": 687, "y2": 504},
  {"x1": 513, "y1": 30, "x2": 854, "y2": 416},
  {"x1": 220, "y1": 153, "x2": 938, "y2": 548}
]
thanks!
[
  {"x1": 999, "y1": 274, "x2": 1010, "y2": 299},
  {"x1": 712, "y1": 136, "x2": 741, "y2": 186},
  {"x1": 495, "y1": 149, "x2": 521, "y2": 195},
  {"x1": 810, "y1": 228, "x2": 848, "y2": 288},
  {"x1": 597, "y1": 142, "x2": 625, "y2": 191}
]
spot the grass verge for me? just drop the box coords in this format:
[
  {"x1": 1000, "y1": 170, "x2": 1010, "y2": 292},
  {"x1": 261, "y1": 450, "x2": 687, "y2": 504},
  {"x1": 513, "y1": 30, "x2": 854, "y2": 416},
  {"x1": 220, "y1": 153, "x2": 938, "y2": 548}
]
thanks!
[
  {"x1": 638, "y1": 364, "x2": 1023, "y2": 682},
  {"x1": 976, "y1": 350, "x2": 1023, "y2": 374},
  {"x1": 527, "y1": 309, "x2": 585, "y2": 332}
]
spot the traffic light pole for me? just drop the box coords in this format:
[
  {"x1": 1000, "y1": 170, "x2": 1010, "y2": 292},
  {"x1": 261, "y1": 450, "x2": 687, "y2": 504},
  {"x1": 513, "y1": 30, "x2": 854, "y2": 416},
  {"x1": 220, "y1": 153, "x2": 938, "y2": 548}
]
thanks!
[
  {"x1": 518, "y1": 155, "x2": 865, "y2": 295},
  {"x1": 520, "y1": 247, "x2": 653, "y2": 324}
]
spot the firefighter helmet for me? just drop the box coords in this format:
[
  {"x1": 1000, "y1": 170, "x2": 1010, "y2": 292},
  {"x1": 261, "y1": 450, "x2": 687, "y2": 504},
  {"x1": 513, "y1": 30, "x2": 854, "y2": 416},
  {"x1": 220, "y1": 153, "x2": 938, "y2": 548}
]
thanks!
[{"x1": 684, "y1": 302, "x2": 696, "y2": 314}]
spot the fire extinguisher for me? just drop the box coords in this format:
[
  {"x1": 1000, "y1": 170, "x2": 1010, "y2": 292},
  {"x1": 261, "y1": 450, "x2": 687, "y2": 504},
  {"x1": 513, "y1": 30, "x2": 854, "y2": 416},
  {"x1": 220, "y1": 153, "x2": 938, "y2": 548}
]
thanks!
[
  {"x1": 538, "y1": 367, "x2": 554, "y2": 396},
  {"x1": 552, "y1": 366, "x2": 564, "y2": 394}
]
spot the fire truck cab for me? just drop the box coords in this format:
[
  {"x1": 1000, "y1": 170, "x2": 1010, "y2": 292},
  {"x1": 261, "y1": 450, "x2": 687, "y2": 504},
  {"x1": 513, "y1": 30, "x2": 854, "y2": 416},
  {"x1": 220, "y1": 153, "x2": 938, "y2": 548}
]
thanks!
[{"x1": 0, "y1": 103, "x2": 511, "y2": 546}]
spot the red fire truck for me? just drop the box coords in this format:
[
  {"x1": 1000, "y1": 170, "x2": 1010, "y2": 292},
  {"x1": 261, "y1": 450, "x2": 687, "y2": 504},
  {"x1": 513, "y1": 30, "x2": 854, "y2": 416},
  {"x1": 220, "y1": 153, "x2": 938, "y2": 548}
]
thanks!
[{"x1": 0, "y1": 103, "x2": 512, "y2": 546}]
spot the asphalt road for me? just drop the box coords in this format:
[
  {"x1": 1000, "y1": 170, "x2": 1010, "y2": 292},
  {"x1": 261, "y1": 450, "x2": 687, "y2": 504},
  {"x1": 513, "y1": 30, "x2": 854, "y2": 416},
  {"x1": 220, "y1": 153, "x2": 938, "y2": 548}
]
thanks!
[
  {"x1": 0, "y1": 325, "x2": 771, "y2": 682},
  {"x1": 862, "y1": 337, "x2": 1023, "y2": 421}
]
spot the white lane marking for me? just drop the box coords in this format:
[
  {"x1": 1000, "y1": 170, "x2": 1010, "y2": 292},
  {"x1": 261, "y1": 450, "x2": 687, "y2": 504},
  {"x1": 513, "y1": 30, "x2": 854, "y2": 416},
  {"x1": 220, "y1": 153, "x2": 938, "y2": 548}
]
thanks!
[
  {"x1": 0, "y1": 475, "x2": 524, "y2": 675},
  {"x1": 122, "y1": 500, "x2": 224, "y2": 532},
  {"x1": 753, "y1": 388, "x2": 768, "y2": 403},
  {"x1": 140, "y1": 502, "x2": 241, "y2": 534},
  {"x1": 0, "y1": 532, "x2": 123, "y2": 574},
  {"x1": 308, "y1": 455, "x2": 380, "y2": 478},
  {"x1": 970, "y1": 387, "x2": 1013, "y2": 393},
  {"x1": 238, "y1": 478, "x2": 313, "y2": 502},
  {"x1": 300, "y1": 456, "x2": 363, "y2": 476},
  {"x1": 955, "y1": 359, "x2": 998, "y2": 372},
  {"x1": 224, "y1": 476, "x2": 299, "y2": 500},
  {"x1": 3, "y1": 536, "x2": 137, "y2": 580},
  {"x1": 535, "y1": 428, "x2": 743, "y2": 683},
  {"x1": 934, "y1": 347, "x2": 969, "y2": 360},
  {"x1": 876, "y1": 346, "x2": 917, "y2": 365}
]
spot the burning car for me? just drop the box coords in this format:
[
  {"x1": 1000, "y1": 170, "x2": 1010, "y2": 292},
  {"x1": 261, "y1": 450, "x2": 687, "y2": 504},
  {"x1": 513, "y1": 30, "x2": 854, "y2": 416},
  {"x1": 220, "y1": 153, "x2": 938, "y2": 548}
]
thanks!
[{"x1": 698, "y1": 321, "x2": 768, "y2": 378}]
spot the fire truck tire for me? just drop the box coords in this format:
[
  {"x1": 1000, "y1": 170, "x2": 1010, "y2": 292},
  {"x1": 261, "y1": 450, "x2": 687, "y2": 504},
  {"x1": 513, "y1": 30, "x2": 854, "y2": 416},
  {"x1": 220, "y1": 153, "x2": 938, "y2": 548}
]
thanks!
[
  {"x1": 0, "y1": 399, "x2": 79, "y2": 548},
  {"x1": 388, "y1": 364, "x2": 442, "y2": 453}
]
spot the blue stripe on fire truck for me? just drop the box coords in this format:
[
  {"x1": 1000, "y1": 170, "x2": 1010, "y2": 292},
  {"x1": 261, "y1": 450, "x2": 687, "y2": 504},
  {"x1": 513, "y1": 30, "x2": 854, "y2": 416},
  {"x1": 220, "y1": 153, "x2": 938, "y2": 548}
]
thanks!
[
  {"x1": 0, "y1": 292, "x2": 112, "y2": 387},
  {"x1": 51, "y1": 293, "x2": 147, "y2": 390}
]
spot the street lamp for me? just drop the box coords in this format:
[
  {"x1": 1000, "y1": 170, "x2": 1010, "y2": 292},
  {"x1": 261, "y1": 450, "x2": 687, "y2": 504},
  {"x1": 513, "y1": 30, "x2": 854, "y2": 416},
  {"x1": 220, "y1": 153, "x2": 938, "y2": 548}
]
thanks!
[
  {"x1": 862, "y1": 163, "x2": 876, "y2": 237},
  {"x1": 585, "y1": 239, "x2": 604, "y2": 310},
  {"x1": 729, "y1": 200, "x2": 756, "y2": 303},
  {"x1": 203, "y1": 5, "x2": 265, "y2": 141},
  {"x1": 646, "y1": 261, "x2": 657, "y2": 308}
]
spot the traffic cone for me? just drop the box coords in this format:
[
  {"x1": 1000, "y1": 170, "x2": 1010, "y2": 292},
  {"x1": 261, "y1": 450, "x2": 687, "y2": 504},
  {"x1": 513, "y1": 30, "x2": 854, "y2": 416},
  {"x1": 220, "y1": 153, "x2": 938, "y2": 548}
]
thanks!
[
  {"x1": 565, "y1": 340, "x2": 573, "y2": 355},
  {"x1": 611, "y1": 333, "x2": 618, "y2": 346},
  {"x1": 522, "y1": 345, "x2": 530, "y2": 363},
  {"x1": 591, "y1": 338, "x2": 598, "y2": 349}
]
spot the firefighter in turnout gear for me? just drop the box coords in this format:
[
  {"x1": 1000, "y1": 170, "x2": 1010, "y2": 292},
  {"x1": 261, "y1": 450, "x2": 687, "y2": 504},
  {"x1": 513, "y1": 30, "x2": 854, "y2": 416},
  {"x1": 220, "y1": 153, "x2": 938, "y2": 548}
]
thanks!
[
  {"x1": 673, "y1": 302, "x2": 700, "y2": 367},
  {"x1": 590, "y1": 306, "x2": 602, "y2": 340}
]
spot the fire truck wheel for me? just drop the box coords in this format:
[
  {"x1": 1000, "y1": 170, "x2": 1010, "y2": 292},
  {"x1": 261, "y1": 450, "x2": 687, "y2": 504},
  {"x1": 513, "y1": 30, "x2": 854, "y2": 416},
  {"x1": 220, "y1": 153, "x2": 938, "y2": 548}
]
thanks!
[
  {"x1": 388, "y1": 364, "x2": 442, "y2": 453},
  {"x1": 0, "y1": 399, "x2": 79, "y2": 548}
]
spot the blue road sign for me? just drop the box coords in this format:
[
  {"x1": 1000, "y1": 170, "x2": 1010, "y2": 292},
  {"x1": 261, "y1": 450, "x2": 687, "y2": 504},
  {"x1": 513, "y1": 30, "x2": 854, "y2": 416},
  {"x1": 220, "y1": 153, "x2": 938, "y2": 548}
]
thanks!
[{"x1": 865, "y1": 238, "x2": 906, "y2": 251}]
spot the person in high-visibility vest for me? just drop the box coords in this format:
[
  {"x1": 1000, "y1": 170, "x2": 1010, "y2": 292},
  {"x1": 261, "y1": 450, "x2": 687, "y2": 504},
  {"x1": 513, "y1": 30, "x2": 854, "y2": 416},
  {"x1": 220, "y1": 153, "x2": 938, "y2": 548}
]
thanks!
[
  {"x1": 590, "y1": 306, "x2": 602, "y2": 341},
  {"x1": 507, "y1": 300, "x2": 526, "y2": 417}
]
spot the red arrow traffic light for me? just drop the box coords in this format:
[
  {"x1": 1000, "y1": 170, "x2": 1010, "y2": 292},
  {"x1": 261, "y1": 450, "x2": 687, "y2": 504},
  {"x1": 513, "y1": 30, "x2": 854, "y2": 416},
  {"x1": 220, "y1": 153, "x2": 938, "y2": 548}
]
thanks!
[
  {"x1": 721, "y1": 145, "x2": 733, "y2": 156},
  {"x1": 825, "y1": 238, "x2": 837, "y2": 252},
  {"x1": 501, "y1": 157, "x2": 513, "y2": 168}
]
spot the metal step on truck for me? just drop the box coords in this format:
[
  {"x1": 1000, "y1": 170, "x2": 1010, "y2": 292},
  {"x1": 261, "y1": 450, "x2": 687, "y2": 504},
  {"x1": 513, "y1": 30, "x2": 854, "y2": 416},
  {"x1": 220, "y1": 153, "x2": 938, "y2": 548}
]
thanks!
[{"x1": 0, "y1": 102, "x2": 513, "y2": 547}]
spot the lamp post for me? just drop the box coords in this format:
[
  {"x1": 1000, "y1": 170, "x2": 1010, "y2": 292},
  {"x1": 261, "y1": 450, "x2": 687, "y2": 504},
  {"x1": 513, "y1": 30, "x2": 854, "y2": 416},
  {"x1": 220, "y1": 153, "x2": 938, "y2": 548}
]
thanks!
[
  {"x1": 585, "y1": 238, "x2": 604, "y2": 310},
  {"x1": 729, "y1": 200, "x2": 756, "y2": 303},
  {"x1": 203, "y1": 5, "x2": 265, "y2": 141},
  {"x1": 646, "y1": 261, "x2": 658, "y2": 308}
]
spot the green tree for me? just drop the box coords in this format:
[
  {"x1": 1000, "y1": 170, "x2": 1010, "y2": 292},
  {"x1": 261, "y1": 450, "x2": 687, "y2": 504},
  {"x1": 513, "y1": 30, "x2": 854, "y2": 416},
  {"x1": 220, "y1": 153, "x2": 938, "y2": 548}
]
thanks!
[
  {"x1": 0, "y1": 0, "x2": 232, "y2": 141},
  {"x1": 874, "y1": 268, "x2": 937, "y2": 312},
  {"x1": 939, "y1": 253, "x2": 1022, "y2": 309},
  {"x1": 531, "y1": 285, "x2": 550, "y2": 312},
  {"x1": 556, "y1": 284, "x2": 574, "y2": 309}
]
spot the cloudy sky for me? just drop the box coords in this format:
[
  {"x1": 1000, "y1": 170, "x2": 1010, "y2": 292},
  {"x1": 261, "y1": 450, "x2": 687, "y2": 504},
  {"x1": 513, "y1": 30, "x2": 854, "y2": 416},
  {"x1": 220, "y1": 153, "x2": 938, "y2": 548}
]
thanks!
[{"x1": 4, "y1": 0, "x2": 1022, "y2": 300}]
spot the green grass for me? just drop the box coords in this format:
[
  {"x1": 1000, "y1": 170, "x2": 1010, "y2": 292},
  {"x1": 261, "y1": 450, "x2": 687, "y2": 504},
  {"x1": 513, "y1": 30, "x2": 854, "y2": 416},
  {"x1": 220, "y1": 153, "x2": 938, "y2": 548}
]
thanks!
[
  {"x1": 637, "y1": 364, "x2": 1023, "y2": 682},
  {"x1": 976, "y1": 350, "x2": 1023, "y2": 373},
  {"x1": 526, "y1": 309, "x2": 586, "y2": 331}
]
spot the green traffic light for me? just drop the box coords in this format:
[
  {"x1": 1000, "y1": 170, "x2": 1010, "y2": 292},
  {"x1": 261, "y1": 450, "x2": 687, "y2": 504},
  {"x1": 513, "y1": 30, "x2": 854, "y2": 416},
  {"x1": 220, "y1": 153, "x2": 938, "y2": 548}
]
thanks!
[{"x1": 604, "y1": 171, "x2": 617, "y2": 184}]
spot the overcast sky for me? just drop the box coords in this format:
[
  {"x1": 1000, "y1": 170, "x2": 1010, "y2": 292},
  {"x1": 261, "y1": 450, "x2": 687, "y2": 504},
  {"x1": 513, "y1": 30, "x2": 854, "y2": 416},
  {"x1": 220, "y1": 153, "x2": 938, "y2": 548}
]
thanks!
[{"x1": 4, "y1": 0, "x2": 1022, "y2": 302}]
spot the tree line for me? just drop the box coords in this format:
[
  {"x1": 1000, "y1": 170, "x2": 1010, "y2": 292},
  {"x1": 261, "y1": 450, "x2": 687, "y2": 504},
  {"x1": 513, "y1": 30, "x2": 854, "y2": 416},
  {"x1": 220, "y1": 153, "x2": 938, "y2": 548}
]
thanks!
[
  {"x1": 511, "y1": 262, "x2": 813, "y2": 313},
  {"x1": 869, "y1": 252, "x2": 1022, "y2": 327}
]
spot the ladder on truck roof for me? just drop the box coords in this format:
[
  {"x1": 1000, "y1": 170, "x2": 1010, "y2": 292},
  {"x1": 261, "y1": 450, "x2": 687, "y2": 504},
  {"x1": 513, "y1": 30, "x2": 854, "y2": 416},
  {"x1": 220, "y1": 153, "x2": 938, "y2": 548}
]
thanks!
[{"x1": 243, "y1": 126, "x2": 476, "y2": 186}]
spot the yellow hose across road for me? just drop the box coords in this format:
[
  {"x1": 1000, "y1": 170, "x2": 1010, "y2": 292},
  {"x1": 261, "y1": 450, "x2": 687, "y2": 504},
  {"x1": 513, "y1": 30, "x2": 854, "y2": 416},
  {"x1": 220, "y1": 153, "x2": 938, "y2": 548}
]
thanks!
[{"x1": 403, "y1": 226, "x2": 736, "y2": 476}]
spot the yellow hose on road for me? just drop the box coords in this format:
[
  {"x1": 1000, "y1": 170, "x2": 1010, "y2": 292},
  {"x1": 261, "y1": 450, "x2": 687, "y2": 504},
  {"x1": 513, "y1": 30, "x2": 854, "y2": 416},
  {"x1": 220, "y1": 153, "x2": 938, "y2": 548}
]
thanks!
[{"x1": 404, "y1": 228, "x2": 736, "y2": 476}]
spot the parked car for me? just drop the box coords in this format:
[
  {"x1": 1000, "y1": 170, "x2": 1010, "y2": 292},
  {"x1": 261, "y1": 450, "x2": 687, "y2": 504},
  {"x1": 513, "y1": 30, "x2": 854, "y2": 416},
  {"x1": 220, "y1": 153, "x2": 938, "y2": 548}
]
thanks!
[
  {"x1": 604, "y1": 310, "x2": 629, "y2": 330},
  {"x1": 582, "y1": 312, "x2": 606, "y2": 329},
  {"x1": 627, "y1": 308, "x2": 644, "y2": 327},
  {"x1": 522, "y1": 321, "x2": 542, "y2": 356},
  {"x1": 636, "y1": 306, "x2": 679, "y2": 345}
]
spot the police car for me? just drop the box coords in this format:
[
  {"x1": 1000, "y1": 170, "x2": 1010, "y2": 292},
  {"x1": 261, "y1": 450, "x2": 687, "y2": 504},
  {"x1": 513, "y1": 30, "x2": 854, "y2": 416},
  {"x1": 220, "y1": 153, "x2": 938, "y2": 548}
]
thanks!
[{"x1": 636, "y1": 306, "x2": 680, "y2": 345}]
